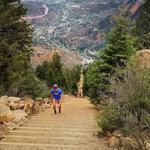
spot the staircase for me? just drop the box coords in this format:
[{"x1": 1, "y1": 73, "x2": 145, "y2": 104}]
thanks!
[{"x1": 0, "y1": 96, "x2": 108, "y2": 150}]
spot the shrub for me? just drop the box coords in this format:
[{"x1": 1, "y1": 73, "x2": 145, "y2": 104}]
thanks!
[
  {"x1": 18, "y1": 73, "x2": 43, "y2": 98},
  {"x1": 98, "y1": 104, "x2": 122, "y2": 132},
  {"x1": 99, "y1": 62, "x2": 150, "y2": 149}
]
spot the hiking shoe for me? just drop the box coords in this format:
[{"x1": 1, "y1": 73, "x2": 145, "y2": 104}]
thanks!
[
  {"x1": 59, "y1": 107, "x2": 61, "y2": 113},
  {"x1": 54, "y1": 110, "x2": 57, "y2": 114}
]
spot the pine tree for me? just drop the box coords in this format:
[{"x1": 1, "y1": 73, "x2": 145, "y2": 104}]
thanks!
[
  {"x1": 51, "y1": 52, "x2": 64, "y2": 87},
  {"x1": 0, "y1": 0, "x2": 33, "y2": 93},
  {"x1": 83, "y1": 17, "x2": 136, "y2": 102},
  {"x1": 101, "y1": 18, "x2": 136, "y2": 72},
  {"x1": 99, "y1": 17, "x2": 136, "y2": 95},
  {"x1": 83, "y1": 62, "x2": 102, "y2": 102},
  {"x1": 35, "y1": 53, "x2": 64, "y2": 88}
]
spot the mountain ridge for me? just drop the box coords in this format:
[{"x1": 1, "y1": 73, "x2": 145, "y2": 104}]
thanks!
[{"x1": 31, "y1": 46, "x2": 88, "y2": 68}]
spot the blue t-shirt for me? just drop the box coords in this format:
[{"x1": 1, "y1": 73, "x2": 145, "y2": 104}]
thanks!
[{"x1": 51, "y1": 88, "x2": 62, "y2": 101}]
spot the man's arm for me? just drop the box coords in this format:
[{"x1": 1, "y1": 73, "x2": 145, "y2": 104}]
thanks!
[
  {"x1": 49, "y1": 90, "x2": 54, "y2": 105},
  {"x1": 59, "y1": 89, "x2": 63, "y2": 104},
  {"x1": 50, "y1": 94, "x2": 54, "y2": 105}
]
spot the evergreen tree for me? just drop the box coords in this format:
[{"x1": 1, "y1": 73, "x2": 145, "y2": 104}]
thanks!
[
  {"x1": 83, "y1": 62, "x2": 102, "y2": 102},
  {"x1": 101, "y1": 18, "x2": 136, "y2": 73},
  {"x1": 51, "y1": 52, "x2": 64, "y2": 87},
  {"x1": 98, "y1": 17, "x2": 136, "y2": 94},
  {"x1": 35, "y1": 53, "x2": 64, "y2": 88},
  {"x1": 36, "y1": 61, "x2": 52, "y2": 80},
  {"x1": 83, "y1": 17, "x2": 136, "y2": 102},
  {"x1": 0, "y1": 0, "x2": 33, "y2": 93}
]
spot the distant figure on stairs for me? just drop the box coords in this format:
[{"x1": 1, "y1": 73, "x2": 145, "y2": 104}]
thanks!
[
  {"x1": 50, "y1": 84, "x2": 63, "y2": 114},
  {"x1": 78, "y1": 88, "x2": 83, "y2": 98}
]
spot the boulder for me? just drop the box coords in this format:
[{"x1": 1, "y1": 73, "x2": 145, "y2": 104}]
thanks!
[
  {"x1": 16, "y1": 100, "x2": 25, "y2": 109},
  {"x1": 0, "y1": 95, "x2": 8, "y2": 106},
  {"x1": 121, "y1": 137, "x2": 137, "y2": 149},
  {"x1": 40, "y1": 103, "x2": 50, "y2": 111},
  {"x1": 12, "y1": 109, "x2": 28, "y2": 125},
  {"x1": 0, "y1": 123, "x2": 8, "y2": 139},
  {"x1": 0, "y1": 103, "x2": 15, "y2": 122},
  {"x1": 136, "y1": 49, "x2": 150, "y2": 67},
  {"x1": 36, "y1": 98, "x2": 43, "y2": 101},
  {"x1": 8, "y1": 97, "x2": 20, "y2": 103},
  {"x1": 21, "y1": 97, "x2": 34, "y2": 115},
  {"x1": 43, "y1": 98, "x2": 49, "y2": 104},
  {"x1": 107, "y1": 136, "x2": 120, "y2": 148},
  {"x1": 35, "y1": 98, "x2": 44, "y2": 106},
  {"x1": 146, "y1": 140, "x2": 150, "y2": 150},
  {"x1": 8, "y1": 97, "x2": 21, "y2": 110},
  {"x1": 112, "y1": 130, "x2": 122, "y2": 138},
  {"x1": 32, "y1": 102, "x2": 40, "y2": 114},
  {"x1": 9, "y1": 101, "x2": 17, "y2": 110}
]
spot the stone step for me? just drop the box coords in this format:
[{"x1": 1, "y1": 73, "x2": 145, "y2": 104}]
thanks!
[
  {"x1": 16, "y1": 126, "x2": 98, "y2": 133},
  {"x1": 2, "y1": 135, "x2": 90, "y2": 140},
  {"x1": 0, "y1": 142, "x2": 81, "y2": 150},
  {"x1": 31, "y1": 116, "x2": 95, "y2": 119},
  {"x1": 29, "y1": 117, "x2": 95, "y2": 120},
  {"x1": 33, "y1": 113, "x2": 95, "y2": 116},
  {"x1": 8, "y1": 130, "x2": 93, "y2": 138},
  {"x1": 27, "y1": 121, "x2": 95, "y2": 126},
  {"x1": 0, "y1": 142, "x2": 102, "y2": 150},
  {"x1": 2, "y1": 136, "x2": 95, "y2": 145},
  {"x1": 28, "y1": 119, "x2": 95, "y2": 123},
  {"x1": 23, "y1": 123, "x2": 97, "y2": 129}
]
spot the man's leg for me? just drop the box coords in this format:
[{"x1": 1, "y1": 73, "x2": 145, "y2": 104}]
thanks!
[
  {"x1": 59, "y1": 103, "x2": 61, "y2": 113},
  {"x1": 52, "y1": 100, "x2": 57, "y2": 114},
  {"x1": 57, "y1": 101, "x2": 61, "y2": 113}
]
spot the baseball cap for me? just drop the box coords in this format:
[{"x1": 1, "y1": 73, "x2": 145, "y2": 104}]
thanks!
[{"x1": 53, "y1": 84, "x2": 58, "y2": 88}]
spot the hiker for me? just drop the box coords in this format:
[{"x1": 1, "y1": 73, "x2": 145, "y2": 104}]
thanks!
[{"x1": 51, "y1": 84, "x2": 63, "y2": 114}]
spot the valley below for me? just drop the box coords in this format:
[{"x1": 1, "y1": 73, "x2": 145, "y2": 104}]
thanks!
[
  {"x1": 22, "y1": 0, "x2": 144, "y2": 63},
  {"x1": 23, "y1": 0, "x2": 125, "y2": 57}
]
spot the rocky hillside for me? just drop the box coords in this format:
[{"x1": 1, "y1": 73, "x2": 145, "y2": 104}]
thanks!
[{"x1": 31, "y1": 47, "x2": 87, "y2": 68}]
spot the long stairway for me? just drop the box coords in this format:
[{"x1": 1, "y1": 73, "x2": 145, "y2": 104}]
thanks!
[{"x1": 0, "y1": 96, "x2": 108, "y2": 150}]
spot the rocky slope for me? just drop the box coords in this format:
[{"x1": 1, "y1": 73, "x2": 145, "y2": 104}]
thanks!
[{"x1": 31, "y1": 46, "x2": 88, "y2": 68}]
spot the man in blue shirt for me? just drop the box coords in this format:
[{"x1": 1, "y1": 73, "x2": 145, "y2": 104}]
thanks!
[{"x1": 51, "y1": 84, "x2": 63, "y2": 114}]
